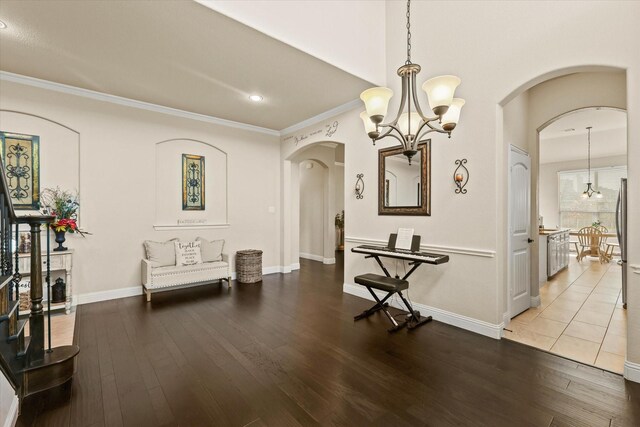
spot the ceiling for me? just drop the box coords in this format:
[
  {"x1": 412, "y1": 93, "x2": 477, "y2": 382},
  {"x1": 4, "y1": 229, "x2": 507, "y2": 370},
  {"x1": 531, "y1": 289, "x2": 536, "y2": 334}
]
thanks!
[
  {"x1": 539, "y1": 108, "x2": 627, "y2": 164},
  {"x1": 0, "y1": 0, "x2": 372, "y2": 131}
]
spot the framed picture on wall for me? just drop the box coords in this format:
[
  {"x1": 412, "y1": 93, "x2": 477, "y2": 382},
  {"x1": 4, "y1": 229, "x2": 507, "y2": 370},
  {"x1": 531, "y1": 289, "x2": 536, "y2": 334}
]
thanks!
[
  {"x1": 182, "y1": 153, "x2": 205, "y2": 210},
  {"x1": 0, "y1": 131, "x2": 41, "y2": 210}
]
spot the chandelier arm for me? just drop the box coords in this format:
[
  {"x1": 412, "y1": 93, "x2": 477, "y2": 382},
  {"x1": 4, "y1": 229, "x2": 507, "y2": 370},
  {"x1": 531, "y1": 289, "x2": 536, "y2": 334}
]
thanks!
[
  {"x1": 389, "y1": 74, "x2": 409, "y2": 126},
  {"x1": 424, "y1": 120, "x2": 443, "y2": 132},
  {"x1": 411, "y1": 73, "x2": 435, "y2": 123},
  {"x1": 382, "y1": 131, "x2": 407, "y2": 147},
  {"x1": 377, "y1": 124, "x2": 411, "y2": 149},
  {"x1": 413, "y1": 121, "x2": 431, "y2": 142},
  {"x1": 374, "y1": 123, "x2": 404, "y2": 140},
  {"x1": 417, "y1": 127, "x2": 448, "y2": 141}
]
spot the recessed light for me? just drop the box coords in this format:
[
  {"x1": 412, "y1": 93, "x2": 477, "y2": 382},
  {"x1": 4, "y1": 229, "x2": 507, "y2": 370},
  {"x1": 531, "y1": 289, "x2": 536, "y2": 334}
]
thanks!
[
  {"x1": 249, "y1": 95, "x2": 263, "y2": 102},
  {"x1": 0, "y1": 20, "x2": 7, "y2": 30},
  {"x1": 563, "y1": 128, "x2": 575, "y2": 132}
]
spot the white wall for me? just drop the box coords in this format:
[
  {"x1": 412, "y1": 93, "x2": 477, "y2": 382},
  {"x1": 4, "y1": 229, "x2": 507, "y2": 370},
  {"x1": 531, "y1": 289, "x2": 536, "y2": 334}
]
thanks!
[
  {"x1": 503, "y1": 91, "x2": 530, "y2": 153},
  {"x1": 198, "y1": 0, "x2": 386, "y2": 86},
  {"x1": 539, "y1": 155, "x2": 627, "y2": 229},
  {"x1": 299, "y1": 160, "x2": 325, "y2": 259},
  {"x1": 0, "y1": 79, "x2": 281, "y2": 302},
  {"x1": 0, "y1": 373, "x2": 17, "y2": 427}
]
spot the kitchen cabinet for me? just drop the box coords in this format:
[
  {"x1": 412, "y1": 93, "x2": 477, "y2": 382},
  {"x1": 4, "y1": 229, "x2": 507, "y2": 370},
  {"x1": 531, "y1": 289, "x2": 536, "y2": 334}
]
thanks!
[{"x1": 539, "y1": 229, "x2": 570, "y2": 281}]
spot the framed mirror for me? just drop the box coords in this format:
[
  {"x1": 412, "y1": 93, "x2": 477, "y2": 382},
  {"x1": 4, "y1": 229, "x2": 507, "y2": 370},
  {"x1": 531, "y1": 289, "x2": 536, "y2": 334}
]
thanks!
[{"x1": 378, "y1": 141, "x2": 430, "y2": 216}]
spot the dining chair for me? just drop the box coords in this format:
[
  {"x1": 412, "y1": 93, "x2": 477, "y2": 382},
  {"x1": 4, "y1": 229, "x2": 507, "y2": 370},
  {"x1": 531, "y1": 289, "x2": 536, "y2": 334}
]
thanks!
[
  {"x1": 595, "y1": 225, "x2": 610, "y2": 262},
  {"x1": 576, "y1": 226, "x2": 605, "y2": 263}
]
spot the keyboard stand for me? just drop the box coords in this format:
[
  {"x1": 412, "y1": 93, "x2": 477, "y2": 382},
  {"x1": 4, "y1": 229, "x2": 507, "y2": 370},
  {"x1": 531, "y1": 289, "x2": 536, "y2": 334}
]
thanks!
[{"x1": 365, "y1": 254, "x2": 424, "y2": 281}]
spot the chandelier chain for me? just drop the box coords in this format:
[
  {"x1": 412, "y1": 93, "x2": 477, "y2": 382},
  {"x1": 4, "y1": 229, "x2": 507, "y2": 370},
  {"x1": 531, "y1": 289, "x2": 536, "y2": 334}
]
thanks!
[{"x1": 406, "y1": 0, "x2": 412, "y2": 64}]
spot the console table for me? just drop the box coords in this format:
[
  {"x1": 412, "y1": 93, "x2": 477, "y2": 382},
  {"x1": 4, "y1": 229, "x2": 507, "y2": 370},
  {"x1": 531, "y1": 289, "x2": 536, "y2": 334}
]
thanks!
[{"x1": 17, "y1": 249, "x2": 73, "y2": 315}]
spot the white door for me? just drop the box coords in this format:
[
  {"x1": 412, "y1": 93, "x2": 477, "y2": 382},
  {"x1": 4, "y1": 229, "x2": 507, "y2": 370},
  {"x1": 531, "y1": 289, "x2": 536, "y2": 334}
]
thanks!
[{"x1": 509, "y1": 146, "x2": 532, "y2": 318}]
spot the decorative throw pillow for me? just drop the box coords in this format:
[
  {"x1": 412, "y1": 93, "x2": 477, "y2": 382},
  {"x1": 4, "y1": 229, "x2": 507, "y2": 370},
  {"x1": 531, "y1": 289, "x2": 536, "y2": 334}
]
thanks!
[
  {"x1": 144, "y1": 238, "x2": 178, "y2": 267},
  {"x1": 196, "y1": 237, "x2": 224, "y2": 262},
  {"x1": 175, "y1": 241, "x2": 203, "y2": 266}
]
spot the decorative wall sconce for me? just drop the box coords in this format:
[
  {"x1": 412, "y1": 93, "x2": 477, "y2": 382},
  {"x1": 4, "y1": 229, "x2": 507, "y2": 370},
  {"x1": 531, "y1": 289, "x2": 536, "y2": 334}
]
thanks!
[
  {"x1": 355, "y1": 174, "x2": 364, "y2": 199},
  {"x1": 453, "y1": 159, "x2": 469, "y2": 194}
]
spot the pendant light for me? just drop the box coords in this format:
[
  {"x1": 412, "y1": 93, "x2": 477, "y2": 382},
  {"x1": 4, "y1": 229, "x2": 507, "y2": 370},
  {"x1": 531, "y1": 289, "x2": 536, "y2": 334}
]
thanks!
[
  {"x1": 581, "y1": 126, "x2": 603, "y2": 199},
  {"x1": 359, "y1": 0, "x2": 464, "y2": 164}
]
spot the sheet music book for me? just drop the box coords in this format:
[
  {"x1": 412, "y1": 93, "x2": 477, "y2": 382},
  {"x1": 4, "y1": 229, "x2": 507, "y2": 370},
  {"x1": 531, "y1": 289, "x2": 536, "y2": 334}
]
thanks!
[{"x1": 395, "y1": 228, "x2": 414, "y2": 250}]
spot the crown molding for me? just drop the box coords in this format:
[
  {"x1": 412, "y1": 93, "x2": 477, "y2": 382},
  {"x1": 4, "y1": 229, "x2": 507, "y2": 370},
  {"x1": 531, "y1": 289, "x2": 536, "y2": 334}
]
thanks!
[
  {"x1": 0, "y1": 71, "x2": 280, "y2": 137},
  {"x1": 280, "y1": 98, "x2": 361, "y2": 136}
]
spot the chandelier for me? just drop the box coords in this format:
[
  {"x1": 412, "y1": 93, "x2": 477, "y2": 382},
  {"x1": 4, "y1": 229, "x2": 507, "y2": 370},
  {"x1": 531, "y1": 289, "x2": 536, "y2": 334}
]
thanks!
[
  {"x1": 582, "y1": 126, "x2": 602, "y2": 199},
  {"x1": 359, "y1": 0, "x2": 464, "y2": 164}
]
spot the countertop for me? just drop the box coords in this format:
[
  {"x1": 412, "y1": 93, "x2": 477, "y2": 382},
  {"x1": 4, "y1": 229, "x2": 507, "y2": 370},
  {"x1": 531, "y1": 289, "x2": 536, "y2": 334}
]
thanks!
[{"x1": 538, "y1": 228, "x2": 571, "y2": 236}]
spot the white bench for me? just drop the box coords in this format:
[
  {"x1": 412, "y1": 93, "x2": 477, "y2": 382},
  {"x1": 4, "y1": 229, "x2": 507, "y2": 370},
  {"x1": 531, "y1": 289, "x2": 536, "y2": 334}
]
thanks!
[
  {"x1": 141, "y1": 238, "x2": 231, "y2": 301},
  {"x1": 142, "y1": 255, "x2": 231, "y2": 301}
]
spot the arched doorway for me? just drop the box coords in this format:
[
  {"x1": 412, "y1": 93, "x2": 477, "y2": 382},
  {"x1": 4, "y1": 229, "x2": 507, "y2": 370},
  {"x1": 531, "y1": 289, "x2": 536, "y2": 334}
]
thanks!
[
  {"x1": 285, "y1": 141, "x2": 345, "y2": 279},
  {"x1": 500, "y1": 68, "x2": 629, "y2": 374}
]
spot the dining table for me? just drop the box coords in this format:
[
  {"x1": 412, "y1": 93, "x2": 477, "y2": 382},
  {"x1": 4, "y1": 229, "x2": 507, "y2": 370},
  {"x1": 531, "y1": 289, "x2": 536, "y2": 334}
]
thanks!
[{"x1": 569, "y1": 231, "x2": 617, "y2": 262}]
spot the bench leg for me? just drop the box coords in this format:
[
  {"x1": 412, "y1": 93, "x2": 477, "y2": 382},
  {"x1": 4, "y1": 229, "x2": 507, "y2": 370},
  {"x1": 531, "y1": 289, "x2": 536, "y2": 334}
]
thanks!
[
  {"x1": 228, "y1": 277, "x2": 232, "y2": 288},
  {"x1": 146, "y1": 290, "x2": 151, "y2": 302}
]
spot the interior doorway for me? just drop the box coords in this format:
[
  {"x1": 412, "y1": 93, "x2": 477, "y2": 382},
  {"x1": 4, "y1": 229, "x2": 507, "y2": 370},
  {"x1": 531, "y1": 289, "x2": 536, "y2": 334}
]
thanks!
[
  {"x1": 289, "y1": 142, "x2": 345, "y2": 279},
  {"x1": 506, "y1": 106, "x2": 628, "y2": 373}
]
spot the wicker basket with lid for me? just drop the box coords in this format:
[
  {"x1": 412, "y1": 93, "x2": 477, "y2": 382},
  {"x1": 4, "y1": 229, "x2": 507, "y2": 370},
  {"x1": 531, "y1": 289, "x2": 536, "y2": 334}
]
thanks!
[{"x1": 236, "y1": 249, "x2": 263, "y2": 283}]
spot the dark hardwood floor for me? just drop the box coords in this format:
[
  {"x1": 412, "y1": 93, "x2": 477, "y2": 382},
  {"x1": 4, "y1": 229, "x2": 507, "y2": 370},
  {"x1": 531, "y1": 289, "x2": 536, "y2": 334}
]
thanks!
[{"x1": 18, "y1": 254, "x2": 640, "y2": 426}]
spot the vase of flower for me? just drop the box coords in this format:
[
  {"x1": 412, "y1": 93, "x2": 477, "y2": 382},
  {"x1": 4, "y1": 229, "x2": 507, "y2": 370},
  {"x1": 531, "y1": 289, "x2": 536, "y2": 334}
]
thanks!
[
  {"x1": 54, "y1": 229, "x2": 67, "y2": 252},
  {"x1": 41, "y1": 187, "x2": 91, "y2": 250}
]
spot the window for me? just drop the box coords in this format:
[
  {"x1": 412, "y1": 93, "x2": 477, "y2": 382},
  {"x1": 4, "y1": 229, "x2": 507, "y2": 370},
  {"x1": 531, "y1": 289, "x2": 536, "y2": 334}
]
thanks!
[{"x1": 558, "y1": 166, "x2": 626, "y2": 232}]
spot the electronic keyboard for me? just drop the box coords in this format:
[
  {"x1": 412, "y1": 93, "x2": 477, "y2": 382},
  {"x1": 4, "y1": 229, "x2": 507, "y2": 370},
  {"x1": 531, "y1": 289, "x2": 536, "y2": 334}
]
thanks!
[{"x1": 352, "y1": 245, "x2": 449, "y2": 265}]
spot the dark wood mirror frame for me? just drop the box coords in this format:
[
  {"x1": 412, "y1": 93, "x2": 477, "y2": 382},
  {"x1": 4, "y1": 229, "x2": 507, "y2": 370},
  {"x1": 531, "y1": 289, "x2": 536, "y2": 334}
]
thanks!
[{"x1": 378, "y1": 141, "x2": 431, "y2": 216}]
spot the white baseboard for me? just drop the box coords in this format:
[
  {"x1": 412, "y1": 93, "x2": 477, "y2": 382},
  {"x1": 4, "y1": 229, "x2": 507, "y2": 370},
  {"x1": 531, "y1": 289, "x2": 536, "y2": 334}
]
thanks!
[
  {"x1": 290, "y1": 262, "x2": 301, "y2": 271},
  {"x1": 530, "y1": 295, "x2": 541, "y2": 307},
  {"x1": 343, "y1": 283, "x2": 503, "y2": 339},
  {"x1": 74, "y1": 286, "x2": 142, "y2": 305},
  {"x1": 624, "y1": 359, "x2": 640, "y2": 383},
  {"x1": 4, "y1": 394, "x2": 18, "y2": 427},
  {"x1": 323, "y1": 257, "x2": 336, "y2": 265},
  {"x1": 299, "y1": 252, "x2": 324, "y2": 262},
  {"x1": 73, "y1": 265, "x2": 287, "y2": 306}
]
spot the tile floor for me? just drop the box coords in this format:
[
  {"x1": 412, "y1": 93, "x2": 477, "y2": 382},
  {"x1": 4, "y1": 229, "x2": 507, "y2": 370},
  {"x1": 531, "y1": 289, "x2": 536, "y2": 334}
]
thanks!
[{"x1": 504, "y1": 255, "x2": 626, "y2": 373}]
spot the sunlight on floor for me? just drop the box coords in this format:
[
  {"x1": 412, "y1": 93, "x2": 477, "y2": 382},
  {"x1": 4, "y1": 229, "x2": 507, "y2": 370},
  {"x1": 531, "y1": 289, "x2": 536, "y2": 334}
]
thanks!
[
  {"x1": 25, "y1": 310, "x2": 76, "y2": 348},
  {"x1": 504, "y1": 255, "x2": 626, "y2": 373}
]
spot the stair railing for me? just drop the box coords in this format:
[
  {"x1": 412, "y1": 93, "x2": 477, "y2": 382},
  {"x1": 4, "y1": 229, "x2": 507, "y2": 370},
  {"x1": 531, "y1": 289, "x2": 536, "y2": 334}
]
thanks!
[
  {"x1": 0, "y1": 157, "x2": 79, "y2": 402},
  {"x1": 0, "y1": 157, "x2": 54, "y2": 368}
]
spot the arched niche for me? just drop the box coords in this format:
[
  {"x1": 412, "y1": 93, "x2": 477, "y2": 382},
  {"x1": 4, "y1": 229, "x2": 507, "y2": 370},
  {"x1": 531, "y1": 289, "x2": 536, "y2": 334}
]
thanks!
[
  {"x1": 0, "y1": 110, "x2": 80, "y2": 218},
  {"x1": 154, "y1": 139, "x2": 228, "y2": 230}
]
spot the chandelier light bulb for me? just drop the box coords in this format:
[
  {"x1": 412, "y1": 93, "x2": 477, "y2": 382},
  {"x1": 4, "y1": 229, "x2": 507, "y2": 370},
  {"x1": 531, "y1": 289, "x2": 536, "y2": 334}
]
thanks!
[
  {"x1": 422, "y1": 75, "x2": 461, "y2": 116},
  {"x1": 360, "y1": 87, "x2": 393, "y2": 124},
  {"x1": 360, "y1": 111, "x2": 379, "y2": 139},
  {"x1": 581, "y1": 192, "x2": 589, "y2": 199},
  {"x1": 441, "y1": 98, "x2": 465, "y2": 132},
  {"x1": 398, "y1": 112, "x2": 423, "y2": 139},
  {"x1": 596, "y1": 192, "x2": 603, "y2": 199}
]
